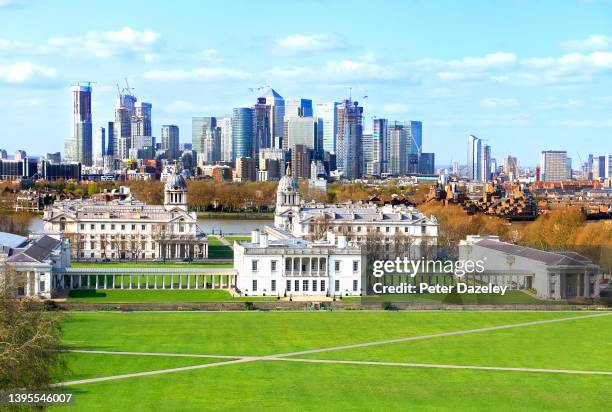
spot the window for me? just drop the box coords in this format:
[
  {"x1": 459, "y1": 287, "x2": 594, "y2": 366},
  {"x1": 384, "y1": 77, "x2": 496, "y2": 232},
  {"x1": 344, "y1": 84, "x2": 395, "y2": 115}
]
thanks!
[
  {"x1": 252, "y1": 260, "x2": 259, "y2": 271},
  {"x1": 353, "y1": 261, "x2": 359, "y2": 272},
  {"x1": 90, "y1": 224, "x2": 95, "y2": 230},
  {"x1": 404, "y1": 227, "x2": 409, "y2": 233},
  {"x1": 286, "y1": 280, "x2": 291, "y2": 292},
  {"x1": 39, "y1": 280, "x2": 45, "y2": 292},
  {"x1": 271, "y1": 260, "x2": 277, "y2": 272},
  {"x1": 421, "y1": 226, "x2": 427, "y2": 235},
  {"x1": 111, "y1": 224, "x2": 115, "y2": 230},
  {"x1": 80, "y1": 224, "x2": 84, "y2": 230},
  {"x1": 252, "y1": 279, "x2": 257, "y2": 292},
  {"x1": 312, "y1": 280, "x2": 317, "y2": 292},
  {"x1": 141, "y1": 224, "x2": 146, "y2": 230},
  {"x1": 303, "y1": 280, "x2": 309, "y2": 291},
  {"x1": 335, "y1": 279, "x2": 340, "y2": 292},
  {"x1": 353, "y1": 280, "x2": 358, "y2": 292},
  {"x1": 386, "y1": 227, "x2": 390, "y2": 233},
  {"x1": 271, "y1": 280, "x2": 276, "y2": 292},
  {"x1": 101, "y1": 224, "x2": 105, "y2": 230},
  {"x1": 334, "y1": 261, "x2": 340, "y2": 272},
  {"x1": 132, "y1": 225, "x2": 136, "y2": 230},
  {"x1": 294, "y1": 279, "x2": 300, "y2": 291},
  {"x1": 320, "y1": 280, "x2": 326, "y2": 292},
  {"x1": 121, "y1": 225, "x2": 125, "y2": 231}
]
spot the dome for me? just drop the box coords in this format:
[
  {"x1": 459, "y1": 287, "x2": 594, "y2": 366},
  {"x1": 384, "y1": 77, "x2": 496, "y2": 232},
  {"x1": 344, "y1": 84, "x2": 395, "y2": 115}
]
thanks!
[
  {"x1": 165, "y1": 172, "x2": 186, "y2": 191},
  {"x1": 278, "y1": 164, "x2": 297, "y2": 192}
]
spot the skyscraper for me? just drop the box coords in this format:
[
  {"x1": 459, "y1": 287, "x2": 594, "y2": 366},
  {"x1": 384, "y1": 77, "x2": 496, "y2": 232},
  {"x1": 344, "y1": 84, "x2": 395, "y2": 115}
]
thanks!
[
  {"x1": 67, "y1": 84, "x2": 93, "y2": 166},
  {"x1": 481, "y1": 144, "x2": 491, "y2": 181},
  {"x1": 336, "y1": 99, "x2": 363, "y2": 180},
  {"x1": 405, "y1": 121, "x2": 422, "y2": 158},
  {"x1": 592, "y1": 155, "x2": 606, "y2": 180},
  {"x1": 106, "y1": 121, "x2": 115, "y2": 157},
  {"x1": 388, "y1": 121, "x2": 407, "y2": 176},
  {"x1": 131, "y1": 102, "x2": 152, "y2": 138},
  {"x1": 231, "y1": 108, "x2": 254, "y2": 161},
  {"x1": 161, "y1": 125, "x2": 180, "y2": 160},
  {"x1": 192, "y1": 117, "x2": 221, "y2": 164},
  {"x1": 260, "y1": 89, "x2": 284, "y2": 148},
  {"x1": 253, "y1": 98, "x2": 271, "y2": 159},
  {"x1": 286, "y1": 117, "x2": 317, "y2": 150},
  {"x1": 218, "y1": 117, "x2": 233, "y2": 162},
  {"x1": 467, "y1": 134, "x2": 482, "y2": 181},
  {"x1": 316, "y1": 102, "x2": 339, "y2": 155},
  {"x1": 419, "y1": 153, "x2": 435, "y2": 175},
  {"x1": 93, "y1": 126, "x2": 106, "y2": 160},
  {"x1": 540, "y1": 150, "x2": 570, "y2": 181},
  {"x1": 291, "y1": 144, "x2": 311, "y2": 180},
  {"x1": 371, "y1": 118, "x2": 388, "y2": 175}
]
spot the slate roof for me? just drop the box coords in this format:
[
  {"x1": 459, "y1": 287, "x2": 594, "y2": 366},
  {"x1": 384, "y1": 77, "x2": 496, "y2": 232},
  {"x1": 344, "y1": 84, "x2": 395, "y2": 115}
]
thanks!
[
  {"x1": 475, "y1": 239, "x2": 595, "y2": 267},
  {"x1": 6, "y1": 235, "x2": 60, "y2": 264}
]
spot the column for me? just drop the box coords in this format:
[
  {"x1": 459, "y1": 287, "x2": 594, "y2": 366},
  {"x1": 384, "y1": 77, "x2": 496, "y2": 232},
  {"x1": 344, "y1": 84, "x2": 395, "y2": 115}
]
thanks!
[
  {"x1": 171, "y1": 274, "x2": 174, "y2": 289},
  {"x1": 187, "y1": 274, "x2": 191, "y2": 289},
  {"x1": 146, "y1": 275, "x2": 149, "y2": 289},
  {"x1": 162, "y1": 275, "x2": 166, "y2": 289},
  {"x1": 96, "y1": 275, "x2": 99, "y2": 289},
  {"x1": 179, "y1": 274, "x2": 182, "y2": 289},
  {"x1": 121, "y1": 275, "x2": 124, "y2": 289},
  {"x1": 195, "y1": 274, "x2": 199, "y2": 289},
  {"x1": 154, "y1": 275, "x2": 157, "y2": 290}
]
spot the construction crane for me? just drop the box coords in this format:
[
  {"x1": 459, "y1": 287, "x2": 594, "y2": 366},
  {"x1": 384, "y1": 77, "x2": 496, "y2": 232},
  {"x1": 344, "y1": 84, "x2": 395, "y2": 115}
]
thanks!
[
  {"x1": 74, "y1": 81, "x2": 97, "y2": 87},
  {"x1": 247, "y1": 85, "x2": 271, "y2": 93}
]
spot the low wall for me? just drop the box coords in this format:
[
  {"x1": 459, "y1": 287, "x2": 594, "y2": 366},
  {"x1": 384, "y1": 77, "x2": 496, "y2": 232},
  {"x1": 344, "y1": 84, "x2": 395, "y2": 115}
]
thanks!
[{"x1": 53, "y1": 301, "x2": 609, "y2": 312}]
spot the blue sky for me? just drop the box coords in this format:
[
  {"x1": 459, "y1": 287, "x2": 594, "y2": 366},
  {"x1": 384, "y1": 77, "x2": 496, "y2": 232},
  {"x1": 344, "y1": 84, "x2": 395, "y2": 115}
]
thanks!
[{"x1": 0, "y1": 0, "x2": 611, "y2": 166}]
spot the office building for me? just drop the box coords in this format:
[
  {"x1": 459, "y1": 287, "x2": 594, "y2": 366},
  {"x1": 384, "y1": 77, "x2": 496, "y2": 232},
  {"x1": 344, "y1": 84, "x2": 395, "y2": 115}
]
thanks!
[
  {"x1": 218, "y1": 117, "x2": 233, "y2": 162},
  {"x1": 41, "y1": 161, "x2": 82, "y2": 180},
  {"x1": 46, "y1": 152, "x2": 61, "y2": 164},
  {"x1": 286, "y1": 117, "x2": 317, "y2": 150},
  {"x1": 467, "y1": 135, "x2": 482, "y2": 181},
  {"x1": 93, "y1": 127, "x2": 106, "y2": 160},
  {"x1": 388, "y1": 121, "x2": 407, "y2": 176},
  {"x1": 231, "y1": 108, "x2": 254, "y2": 161},
  {"x1": 419, "y1": 153, "x2": 435, "y2": 175},
  {"x1": 481, "y1": 144, "x2": 491, "y2": 181},
  {"x1": 260, "y1": 89, "x2": 285, "y2": 148},
  {"x1": 316, "y1": 102, "x2": 339, "y2": 155},
  {"x1": 336, "y1": 99, "x2": 363, "y2": 180},
  {"x1": 235, "y1": 157, "x2": 256, "y2": 182},
  {"x1": 503, "y1": 155, "x2": 519, "y2": 180},
  {"x1": 0, "y1": 158, "x2": 38, "y2": 180},
  {"x1": 67, "y1": 84, "x2": 93, "y2": 166},
  {"x1": 284, "y1": 99, "x2": 313, "y2": 149},
  {"x1": 372, "y1": 118, "x2": 388, "y2": 175},
  {"x1": 161, "y1": 125, "x2": 180, "y2": 160},
  {"x1": 192, "y1": 117, "x2": 221, "y2": 164},
  {"x1": 291, "y1": 144, "x2": 311, "y2": 180},
  {"x1": 540, "y1": 150, "x2": 570, "y2": 182}
]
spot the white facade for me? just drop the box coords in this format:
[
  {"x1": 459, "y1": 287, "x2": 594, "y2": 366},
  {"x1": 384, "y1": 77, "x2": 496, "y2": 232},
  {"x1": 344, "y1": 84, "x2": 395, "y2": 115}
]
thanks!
[
  {"x1": 234, "y1": 231, "x2": 363, "y2": 297},
  {"x1": 0, "y1": 233, "x2": 70, "y2": 299},
  {"x1": 273, "y1": 169, "x2": 438, "y2": 247},
  {"x1": 43, "y1": 173, "x2": 207, "y2": 262}
]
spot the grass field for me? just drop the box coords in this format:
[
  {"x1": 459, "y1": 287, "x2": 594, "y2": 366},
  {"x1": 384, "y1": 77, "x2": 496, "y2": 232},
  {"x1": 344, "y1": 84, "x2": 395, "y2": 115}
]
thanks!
[
  {"x1": 207, "y1": 235, "x2": 234, "y2": 259},
  {"x1": 51, "y1": 311, "x2": 612, "y2": 411},
  {"x1": 67, "y1": 289, "x2": 278, "y2": 302},
  {"x1": 361, "y1": 290, "x2": 548, "y2": 304}
]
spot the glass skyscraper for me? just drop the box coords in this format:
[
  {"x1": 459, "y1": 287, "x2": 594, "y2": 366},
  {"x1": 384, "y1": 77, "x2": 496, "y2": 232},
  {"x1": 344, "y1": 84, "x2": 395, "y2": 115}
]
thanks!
[
  {"x1": 231, "y1": 108, "x2": 254, "y2": 161},
  {"x1": 67, "y1": 84, "x2": 93, "y2": 166}
]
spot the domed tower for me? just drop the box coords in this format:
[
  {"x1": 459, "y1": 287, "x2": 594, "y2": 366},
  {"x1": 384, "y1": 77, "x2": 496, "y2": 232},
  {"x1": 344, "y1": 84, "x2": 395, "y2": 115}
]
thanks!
[
  {"x1": 164, "y1": 170, "x2": 188, "y2": 211},
  {"x1": 274, "y1": 165, "x2": 300, "y2": 230}
]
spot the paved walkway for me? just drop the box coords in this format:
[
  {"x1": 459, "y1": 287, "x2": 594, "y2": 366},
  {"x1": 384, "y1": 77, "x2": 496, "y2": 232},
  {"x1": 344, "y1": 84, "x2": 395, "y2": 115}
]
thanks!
[{"x1": 53, "y1": 312, "x2": 611, "y2": 386}]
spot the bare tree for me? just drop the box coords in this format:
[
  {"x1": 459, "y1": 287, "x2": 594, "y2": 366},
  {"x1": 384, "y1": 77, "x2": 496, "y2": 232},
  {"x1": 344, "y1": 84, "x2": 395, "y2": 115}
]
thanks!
[{"x1": 0, "y1": 264, "x2": 65, "y2": 392}]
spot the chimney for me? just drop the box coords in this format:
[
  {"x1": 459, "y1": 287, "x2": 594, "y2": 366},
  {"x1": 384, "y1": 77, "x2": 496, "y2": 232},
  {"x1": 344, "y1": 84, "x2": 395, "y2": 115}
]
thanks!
[
  {"x1": 259, "y1": 233, "x2": 268, "y2": 248},
  {"x1": 251, "y1": 230, "x2": 260, "y2": 244}
]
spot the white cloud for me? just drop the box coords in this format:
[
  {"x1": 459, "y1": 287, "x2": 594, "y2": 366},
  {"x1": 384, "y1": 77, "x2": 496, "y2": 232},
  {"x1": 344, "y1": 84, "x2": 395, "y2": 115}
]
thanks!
[
  {"x1": 324, "y1": 60, "x2": 400, "y2": 80},
  {"x1": 561, "y1": 34, "x2": 612, "y2": 51},
  {"x1": 194, "y1": 49, "x2": 223, "y2": 64},
  {"x1": 448, "y1": 52, "x2": 517, "y2": 70},
  {"x1": 522, "y1": 52, "x2": 612, "y2": 74},
  {"x1": 45, "y1": 27, "x2": 161, "y2": 59},
  {"x1": 382, "y1": 103, "x2": 410, "y2": 114},
  {"x1": 479, "y1": 98, "x2": 519, "y2": 108},
  {"x1": 0, "y1": 61, "x2": 56, "y2": 84},
  {"x1": 143, "y1": 67, "x2": 251, "y2": 81},
  {"x1": 274, "y1": 33, "x2": 344, "y2": 54}
]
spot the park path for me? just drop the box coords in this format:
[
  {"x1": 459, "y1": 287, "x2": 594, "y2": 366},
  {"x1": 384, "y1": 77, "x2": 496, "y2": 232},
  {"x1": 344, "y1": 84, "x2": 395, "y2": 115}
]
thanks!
[{"x1": 52, "y1": 312, "x2": 612, "y2": 386}]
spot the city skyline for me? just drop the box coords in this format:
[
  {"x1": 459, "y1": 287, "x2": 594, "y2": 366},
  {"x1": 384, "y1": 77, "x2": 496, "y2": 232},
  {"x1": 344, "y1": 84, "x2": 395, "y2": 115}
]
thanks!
[{"x1": 0, "y1": 0, "x2": 611, "y2": 165}]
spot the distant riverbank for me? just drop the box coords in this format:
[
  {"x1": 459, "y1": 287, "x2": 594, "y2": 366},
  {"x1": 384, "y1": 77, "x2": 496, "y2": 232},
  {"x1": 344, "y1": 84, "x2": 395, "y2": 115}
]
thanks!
[{"x1": 196, "y1": 211, "x2": 274, "y2": 220}]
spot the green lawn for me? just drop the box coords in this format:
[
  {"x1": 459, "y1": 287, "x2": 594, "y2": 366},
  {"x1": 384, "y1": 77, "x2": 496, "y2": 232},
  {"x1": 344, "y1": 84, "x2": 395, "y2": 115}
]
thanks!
[
  {"x1": 224, "y1": 236, "x2": 251, "y2": 243},
  {"x1": 50, "y1": 360, "x2": 610, "y2": 412},
  {"x1": 51, "y1": 311, "x2": 611, "y2": 411},
  {"x1": 60, "y1": 311, "x2": 585, "y2": 356},
  {"x1": 70, "y1": 262, "x2": 232, "y2": 268},
  {"x1": 361, "y1": 290, "x2": 547, "y2": 304},
  {"x1": 53, "y1": 352, "x2": 226, "y2": 383},
  {"x1": 67, "y1": 289, "x2": 278, "y2": 303},
  {"x1": 207, "y1": 235, "x2": 233, "y2": 259}
]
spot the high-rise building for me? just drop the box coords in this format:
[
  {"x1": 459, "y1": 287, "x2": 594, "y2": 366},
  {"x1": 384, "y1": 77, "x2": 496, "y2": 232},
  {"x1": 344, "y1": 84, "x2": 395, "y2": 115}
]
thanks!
[
  {"x1": 93, "y1": 127, "x2": 106, "y2": 161},
  {"x1": 259, "y1": 148, "x2": 285, "y2": 181},
  {"x1": 605, "y1": 153, "x2": 612, "y2": 179},
  {"x1": 540, "y1": 150, "x2": 570, "y2": 181},
  {"x1": 316, "y1": 102, "x2": 339, "y2": 155},
  {"x1": 106, "y1": 121, "x2": 115, "y2": 157},
  {"x1": 592, "y1": 155, "x2": 606, "y2": 180},
  {"x1": 405, "y1": 121, "x2": 422, "y2": 159},
  {"x1": 231, "y1": 108, "x2": 254, "y2": 161},
  {"x1": 218, "y1": 117, "x2": 233, "y2": 162},
  {"x1": 131, "y1": 102, "x2": 152, "y2": 138},
  {"x1": 253, "y1": 97, "x2": 272, "y2": 161},
  {"x1": 0, "y1": 149, "x2": 7, "y2": 159},
  {"x1": 467, "y1": 134, "x2": 482, "y2": 181},
  {"x1": 286, "y1": 117, "x2": 317, "y2": 150},
  {"x1": 388, "y1": 121, "x2": 407, "y2": 176},
  {"x1": 362, "y1": 133, "x2": 374, "y2": 175},
  {"x1": 192, "y1": 117, "x2": 221, "y2": 164},
  {"x1": 480, "y1": 144, "x2": 491, "y2": 181},
  {"x1": 291, "y1": 144, "x2": 311, "y2": 180},
  {"x1": 235, "y1": 157, "x2": 256, "y2": 182},
  {"x1": 419, "y1": 153, "x2": 435, "y2": 175},
  {"x1": 503, "y1": 155, "x2": 519, "y2": 180},
  {"x1": 260, "y1": 89, "x2": 285, "y2": 148},
  {"x1": 284, "y1": 99, "x2": 313, "y2": 150},
  {"x1": 336, "y1": 99, "x2": 363, "y2": 180},
  {"x1": 371, "y1": 118, "x2": 388, "y2": 175},
  {"x1": 67, "y1": 84, "x2": 93, "y2": 166},
  {"x1": 161, "y1": 125, "x2": 180, "y2": 160}
]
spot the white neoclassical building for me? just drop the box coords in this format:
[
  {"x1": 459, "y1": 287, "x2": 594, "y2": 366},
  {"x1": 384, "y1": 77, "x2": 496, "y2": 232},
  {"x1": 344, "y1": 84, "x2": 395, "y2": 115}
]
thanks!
[
  {"x1": 274, "y1": 167, "x2": 438, "y2": 248},
  {"x1": 234, "y1": 229, "x2": 364, "y2": 297},
  {"x1": 43, "y1": 172, "x2": 208, "y2": 262},
  {"x1": 0, "y1": 232, "x2": 70, "y2": 299}
]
